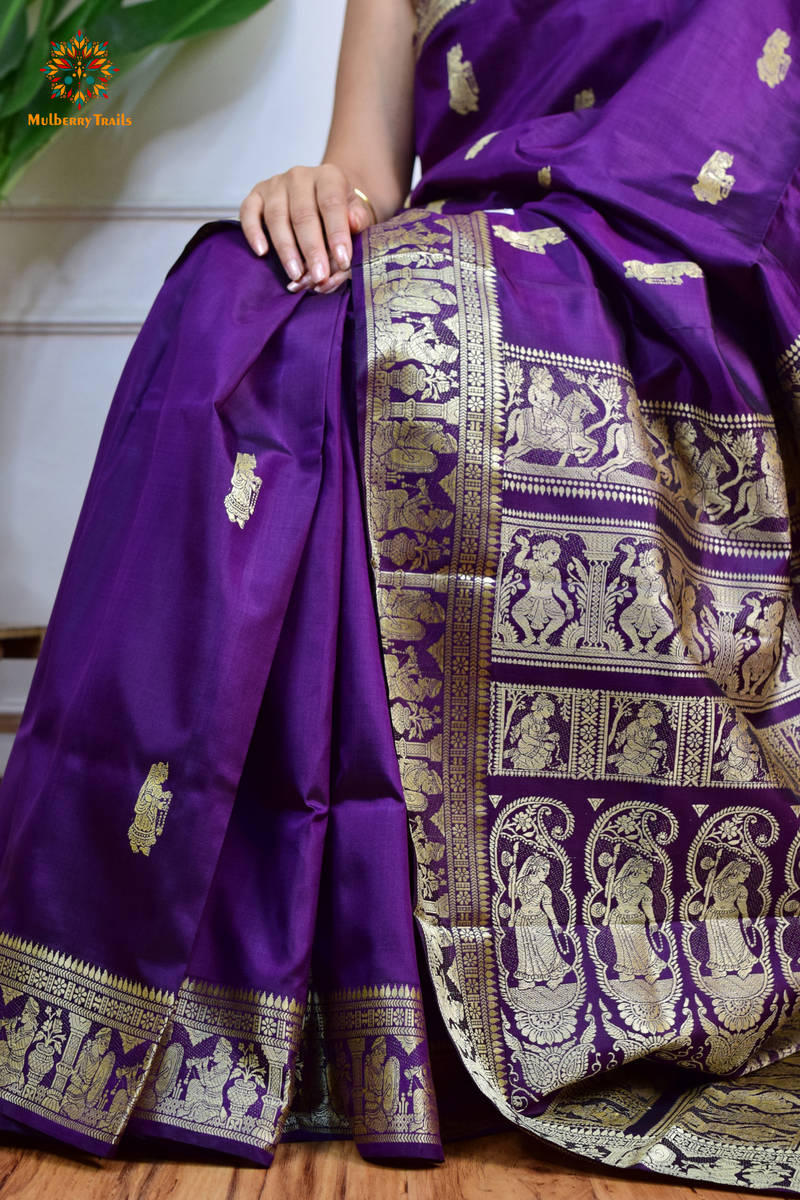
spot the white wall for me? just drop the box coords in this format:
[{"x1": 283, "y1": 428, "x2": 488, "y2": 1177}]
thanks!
[{"x1": 0, "y1": 0, "x2": 348, "y2": 627}]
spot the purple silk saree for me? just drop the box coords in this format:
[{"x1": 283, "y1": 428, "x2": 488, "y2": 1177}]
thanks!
[{"x1": 2, "y1": 0, "x2": 800, "y2": 1188}]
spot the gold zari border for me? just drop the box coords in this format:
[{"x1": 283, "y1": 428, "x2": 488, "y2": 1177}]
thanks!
[
  {"x1": 287, "y1": 985, "x2": 440, "y2": 1144},
  {"x1": 0, "y1": 931, "x2": 173, "y2": 1145},
  {"x1": 131, "y1": 980, "x2": 304, "y2": 1155}
]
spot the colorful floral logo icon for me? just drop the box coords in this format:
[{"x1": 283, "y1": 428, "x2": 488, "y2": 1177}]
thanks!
[{"x1": 41, "y1": 31, "x2": 118, "y2": 108}]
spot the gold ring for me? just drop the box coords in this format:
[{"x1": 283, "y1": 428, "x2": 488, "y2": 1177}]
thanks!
[{"x1": 354, "y1": 187, "x2": 378, "y2": 226}]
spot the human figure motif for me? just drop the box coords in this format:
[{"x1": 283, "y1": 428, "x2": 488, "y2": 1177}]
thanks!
[
  {"x1": 717, "y1": 721, "x2": 761, "y2": 783},
  {"x1": 704, "y1": 859, "x2": 757, "y2": 979},
  {"x1": 370, "y1": 482, "x2": 453, "y2": 541},
  {"x1": 741, "y1": 598, "x2": 784, "y2": 695},
  {"x1": 372, "y1": 421, "x2": 457, "y2": 476},
  {"x1": 618, "y1": 544, "x2": 674, "y2": 652},
  {"x1": 505, "y1": 365, "x2": 559, "y2": 460},
  {"x1": 757, "y1": 29, "x2": 792, "y2": 88},
  {"x1": 549, "y1": 389, "x2": 598, "y2": 465},
  {"x1": 513, "y1": 854, "x2": 570, "y2": 989},
  {"x1": 507, "y1": 695, "x2": 559, "y2": 771},
  {"x1": 596, "y1": 387, "x2": 657, "y2": 478},
  {"x1": 375, "y1": 316, "x2": 458, "y2": 368},
  {"x1": 605, "y1": 856, "x2": 660, "y2": 983},
  {"x1": 672, "y1": 422, "x2": 729, "y2": 517},
  {"x1": 0, "y1": 997, "x2": 39, "y2": 1087},
  {"x1": 511, "y1": 536, "x2": 573, "y2": 646},
  {"x1": 506, "y1": 369, "x2": 596, "y2": 464},
  {"x1": 608, "y1": 701, "x2": 667, "y2": 777},
  {"x1": 732, "y1": 432, "x2": 785, "y2": 528},
  {"x1": 63, "y1": 1027, "x2": 115, "y2": 1118},
  {"x1": 185, "y1": 1037, "x2": 234, "y2": 1124},
  {"x1": 378, "y1": 586, "x2": 444, "y2": 642},
  {"x1": 692, "y1": 150, "x2": 736, "y2": 205},
  {"x1": 677, "y1": 581, "x2": 709, "y2": 663},
  {"x1": 223, "y1": 452, "x2": 262, "y2": 529},
  {"x1": 128, "y1": 763, "x2": 173, "y2": 856},
  {"x1": 401, "y1": 760, "x2": 443, "y2": 812},
  {"x1": 363, "y1": 1037, "x2": 401, "y2": 1132}
]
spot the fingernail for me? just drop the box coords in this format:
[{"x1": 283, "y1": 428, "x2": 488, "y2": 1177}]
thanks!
[
  {"x1": 311, "y1": 262, "x2": 326, "y2": 284},
  {"x1": 286, "y1": 258, "x2": 301, "y2": 281},
  {"x1": 254, "y1": 238, "x2": 267, "y2": 256},
  {"x1": 335, "y1": 244, "x2": 350, "y2": 270},
  {"x1": 287, "y1": 281, "x2": 302, "y2": 292}
]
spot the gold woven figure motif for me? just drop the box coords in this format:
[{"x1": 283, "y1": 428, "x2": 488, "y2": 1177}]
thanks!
[
  {"x1": 224, "y1": 452, "x2": 262, "y2": 529},
  {"x1": 493, "y1": 224, "x2": 567, "y2": 254},
  {"x1": 692, "y1": 151, "x2": 735, "y2": 205},
  {"x1": 128, "y1": 763, "x2": 173, "y2": 856},
  {"x1": 446, "y1": 43, "x2": 479, "y2": 114},
  {"x1": 757, "y1": 29, "x2": 791, "y2": 88}
]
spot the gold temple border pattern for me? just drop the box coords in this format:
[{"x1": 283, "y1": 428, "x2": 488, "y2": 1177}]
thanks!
[
  {"x1": 489, "y1": 681, "x2": 788, "y2": 788},
  {"x1": 500, "y1": 342, "x2": 792, "y2": 559},
  {"x1": 362, "y1": 209, "x2": 508, "y2": 1107},
  {"x1": 0, "y1": 931, "x2": 174, "y2": 1145},
  {"x1": 286, "y1": 986, "x2": 440, "y2": 1145},
  {"x1": 131, "y1": 980, "x2": 304, "y2": 1155}
]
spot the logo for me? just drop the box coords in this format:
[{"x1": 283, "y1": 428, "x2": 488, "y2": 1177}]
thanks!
[{"x1": 40, "y1": 30, "x2": 117, "y2": 109}]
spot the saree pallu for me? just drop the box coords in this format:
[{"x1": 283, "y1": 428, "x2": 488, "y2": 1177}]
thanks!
[{"x1": 2, "y1": 0, "x2": 800, "y2": 1188}]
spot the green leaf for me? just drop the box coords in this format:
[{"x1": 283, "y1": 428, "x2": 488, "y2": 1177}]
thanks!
[
  {"x1": 63, "y1": 0, "x2": 231, "y2": 57},
  {"x1": 0, "y1": 0, "x2": 56, "y2": 118},
  {"x1": 0, "y1": 0, "x2": 27, "y2": 68},
  {"x1": 0, "y1": 0, "x2": 276, "y2": 198},
  {"x1": 165, "y1": 0, "x2": 275, "y2": 41},
  {"x1": 0, "y1": 5, "x2": 27, "y2": 82}
]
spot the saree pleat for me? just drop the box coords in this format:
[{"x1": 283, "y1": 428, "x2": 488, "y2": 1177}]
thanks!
[{"x1": 0, "y1": 230, "x2": 441, "y2": 1163}]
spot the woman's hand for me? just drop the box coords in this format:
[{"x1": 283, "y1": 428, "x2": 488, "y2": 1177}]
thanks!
[{"x1": 240, "y1": 163, "x2": 375, "y2": 294}]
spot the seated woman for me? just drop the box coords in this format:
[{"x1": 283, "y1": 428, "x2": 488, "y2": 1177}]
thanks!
[{"x1": 1, "y1": 0, "x2": 800, "y2": 1189}]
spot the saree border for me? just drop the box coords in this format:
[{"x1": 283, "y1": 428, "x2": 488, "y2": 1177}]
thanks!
[
  {"x1": 0, "y1": 931, "x2": 173, "y2": 1147},
  {"x1": 362, "y1": 207, "x2": 508, "y2": 1102},
  {"x1": 130, "y1": 979, "x2": 304, "y2": 1156},
  {"x1": 286, "y1": 985, "x2": 441, "y2": 1146}
]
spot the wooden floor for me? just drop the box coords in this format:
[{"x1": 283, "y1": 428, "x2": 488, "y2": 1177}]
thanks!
[{"x1": 0, "y1": 1131, "x2": 774, "y2": 1199}]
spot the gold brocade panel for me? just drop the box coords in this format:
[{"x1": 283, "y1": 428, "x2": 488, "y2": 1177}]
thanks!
[{"x1": 360, "y1": 207, "x2": 800, "y2": 1190}]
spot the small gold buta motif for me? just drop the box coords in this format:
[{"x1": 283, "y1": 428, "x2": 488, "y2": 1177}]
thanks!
[
  {"x1": 224, "y1": 452, "x2": 262, "y2": 529},
  {"x1": 623, "y1": 260, "x2": 703, "y2": 286},
  {"x1": 128, "y1": 763, "x2": 173, "y2": 856},
  {"x1": 757, "y1": 29, "x2": 791, "y2": 88},
  {"x1": 574, "y1": 88, "x2": 595, "y2": 110},
  {"x1": 692, "y1": 151, "x2": 735, "y2": 205},
  {"x1": 446, "y1": 43, "x2": 479, "y2": 114},
  {"x1": 493, "y1": 224, "x2": 567, "y2": 255}
]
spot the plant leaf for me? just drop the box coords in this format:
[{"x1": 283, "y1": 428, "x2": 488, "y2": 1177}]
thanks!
[
  {"x1": 0, "y1": 5, "x2": 27, "y2": 83},
  {"x1": 0, "y1": 0, "x2": 55, "y2": 119},
  {"x1": 166, "y1": 0, "x2": 276, "y2": 41}
]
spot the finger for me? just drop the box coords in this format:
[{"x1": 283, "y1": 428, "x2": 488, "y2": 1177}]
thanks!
[
  {"x1": 287, "y1": 169, "x2": 331, "y2": 285},
  {"x1": 261, "y1": 182, "x2": 304, "y2": 282},
  {"x1": 240, "y1": 191, "x2": 268, "y2": 257},
  {"x1": 287, "y1": 270, "x2": 313, "y2": 293},
  {"x1": 348, "y1": 199, "x2": 373, "y2": 234},
  {"x1": 316, "y1": 167, "x2": 353, "y2": 271},
  {"x1": 314, "y1": 269, "x2": 352, "y2": 295}
]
